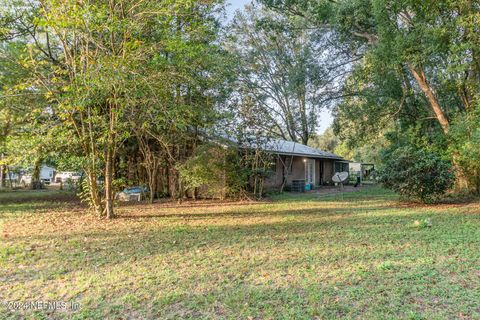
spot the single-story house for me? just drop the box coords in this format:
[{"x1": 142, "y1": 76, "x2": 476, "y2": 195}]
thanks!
[
  {"x1": 245, "y1": 139, "x2": 348, "y2": 190},
  {"x1": 202, "y1": 134, "x2": 351, "y2": 195}
]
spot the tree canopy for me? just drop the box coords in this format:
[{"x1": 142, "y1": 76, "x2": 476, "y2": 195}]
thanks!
[
  {"x1": 261, "y1": 0, "x2": 480, "y2": 194},
  {"x1": 1, "y1": 0, "x2": 479, "y2": 212}
]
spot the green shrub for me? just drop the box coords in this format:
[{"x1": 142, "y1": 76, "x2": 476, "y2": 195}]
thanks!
[
  {"x1": 377, "y1": 146, "x2": 454, "y2": 203},
  {"x1": 177, "y1": 144, "x2": 248, "y2": 199}
]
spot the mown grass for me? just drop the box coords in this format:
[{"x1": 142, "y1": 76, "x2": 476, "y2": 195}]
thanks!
[{"x1": 0, "y1": 186, "x2": 479, "y2": 319}]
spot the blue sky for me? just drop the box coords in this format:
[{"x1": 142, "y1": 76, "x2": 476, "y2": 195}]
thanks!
[
  {"x1": 226, "y1": 0, "x2": 251, "y2": 17},
  {"x1": 225, "y1": 0, "x2": 334, "y2": 134}
]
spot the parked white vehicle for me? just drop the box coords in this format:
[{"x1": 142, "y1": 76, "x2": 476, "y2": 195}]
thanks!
[
  {"x1": 19, "y1": 165, "x2": 55, "y2": 186},
  {"x1": 55, "y1": 171, "x2": 81, "y2": 183},
  {"x1": 40, "y1": 166, "x2": 55, "y2": 184}
]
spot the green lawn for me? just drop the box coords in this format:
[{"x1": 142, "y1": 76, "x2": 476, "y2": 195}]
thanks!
[{"x1": 0, "y1": 187, "x2": 479, "y2": 319}]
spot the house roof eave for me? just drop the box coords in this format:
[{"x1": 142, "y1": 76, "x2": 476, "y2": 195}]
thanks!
[{"x1": 268, "y1": 151, "x2": 344, "y2": 160}]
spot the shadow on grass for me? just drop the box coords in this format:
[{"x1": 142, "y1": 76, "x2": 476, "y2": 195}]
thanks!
[
  {"x1": 116, "y1": 203, "x2": 397, "y2": 220},
  {"x1": 118, "y1": 199, "x2": 272, "y2": 209},
  {"x1": 0, "y1": 190, "x2": 79, "y2": 204},
  {"x1": 0, "y1": 201, "x2": 85, "y2": 219}
]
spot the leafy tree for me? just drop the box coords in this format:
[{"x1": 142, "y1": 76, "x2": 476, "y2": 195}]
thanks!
[
  {"x1": 226, "y1": 4, "x2": 349, "y2": 145},
  {"x1": 0, "y1": 39, "x2": 44, "y2": 188},
  {"x1": 308, "y1": 128, "x2": 339, "y2": 153},
  {"x1": 378, "y1": 146, "x2": 454, "y2": 203},
  {"x1": 3, "y1": 0, "x2": 229, "y2": 217},
  {"x1": 262, "y1": 0, "x2": 480, "y2": 192}
]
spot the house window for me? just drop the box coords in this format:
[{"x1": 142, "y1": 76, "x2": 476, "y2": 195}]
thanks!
[{"x1": 335, "y1": 162, "x2": 349, "y2": 173}]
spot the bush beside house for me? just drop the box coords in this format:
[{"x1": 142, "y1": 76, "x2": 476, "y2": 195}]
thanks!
[{"x1": 378, "y1": 147, "x2": 454, "y2": 203}]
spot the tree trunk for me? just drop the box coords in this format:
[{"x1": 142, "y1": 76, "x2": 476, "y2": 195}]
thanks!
[
  {"x1": 177, "y1": 173, "x2": 184, "y2": 203},
  {"x1": 31, "y1": 158, "x2": 42, "y2": 190},
  {"x1": 0, "y1": 156, "x2": 5, "y2": 189},
  {"x1": 86, "y1": 169, "x2": 103, "y2": 216},
  {"x1": 278, "y1": 155, "x2": 290, "y2": 193},
  {"x1": 148, "y1": 169, "x2": 156, "y2": 204},
  {"x1": 408, "y1": 64, "x2": 471, "y2": 190},
  {"x1": 221, "y1": 152, "x2": 226, "y2": 200},
  {"x1": 407, "y1": 64, "x2": 450, "y2": 134},
  {"x1": 147, "y1": 157, "x2": 157, "y2": 203},
  {"x1": 105, "y1": 145, "x2": 115, "y2": 219},
  {"x1": 476, "y1": 169, "x2": 480, "y2": 195},
  {"x1": 7, "y1": 170, "x2": 13, "y2": 189},
  {"x1": 149, "y1": 188, "x2": 154, "y2": 204}
]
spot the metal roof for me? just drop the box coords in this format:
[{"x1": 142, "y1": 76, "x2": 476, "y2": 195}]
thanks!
[
  {"x1": 206, "y1": 132, "x2": 344, "y2": 160},
  {"x1": 245, "y1": 138, "x2": 344, "y2": 160}
]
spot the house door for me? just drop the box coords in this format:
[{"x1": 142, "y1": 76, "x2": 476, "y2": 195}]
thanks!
[{"x1": 305, "y1": 159, "x2": 315, "y2": 185}]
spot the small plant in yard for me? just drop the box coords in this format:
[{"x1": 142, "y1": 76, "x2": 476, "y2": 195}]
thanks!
[
  {"x1": 414, "y1": 218, "x2": 433, "y2": 228},
  {"x1": 377, "y1": 261, "x2": 395, "y2": 271},
  {"x1": 378, "y1": 146, "x2": 455, "y2": 203}
]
